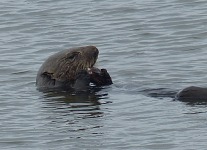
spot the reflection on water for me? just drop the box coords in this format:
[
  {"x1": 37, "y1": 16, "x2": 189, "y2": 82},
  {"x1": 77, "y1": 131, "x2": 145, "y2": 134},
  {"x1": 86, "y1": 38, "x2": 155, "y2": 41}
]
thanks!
[
  {"x1": 182, "y1": 101, "x2": 207, "y2": 106},
  {"x1": 32, "y1": 87, "x2": 111, "y2": 148},
  {"x1": 39, "y1": 87, "x2": 111, "y2": 122},
  {"x1": 41, "y1": 86, "x2": 110, "y2": 104}
]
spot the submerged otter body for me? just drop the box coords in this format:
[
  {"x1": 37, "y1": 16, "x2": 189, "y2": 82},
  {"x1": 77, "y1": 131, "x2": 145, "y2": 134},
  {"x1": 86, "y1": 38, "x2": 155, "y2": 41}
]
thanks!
[
  {"x1": 36, "y1": 46, "x2": 112, "y2": 91},
  {"x1": 176, "y1": 86, "x2": 207, "y2": 102}
]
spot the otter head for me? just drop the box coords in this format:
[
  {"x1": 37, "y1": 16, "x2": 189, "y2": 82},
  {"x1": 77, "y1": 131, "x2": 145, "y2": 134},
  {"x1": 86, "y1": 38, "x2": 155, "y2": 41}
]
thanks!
[{"x1": 36, "y1": 46, "x2": 99, "y2": 87}]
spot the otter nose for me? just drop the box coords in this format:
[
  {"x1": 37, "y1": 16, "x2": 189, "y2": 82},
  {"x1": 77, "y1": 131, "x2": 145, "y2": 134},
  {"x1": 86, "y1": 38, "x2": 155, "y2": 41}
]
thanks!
[
  {"x1": 93, "y1": 47, "x2": 99, "y2": 58},
  {"x1": 84, "y1": 46, "x2": 99, "y2": 59}
]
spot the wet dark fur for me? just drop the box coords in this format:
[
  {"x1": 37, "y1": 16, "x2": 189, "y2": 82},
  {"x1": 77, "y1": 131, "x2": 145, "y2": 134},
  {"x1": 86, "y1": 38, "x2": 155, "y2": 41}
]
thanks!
[
  {"x1": 36, "y1": 46, "x2": 99, "y2": 90},
  {"x1": 90, "y1": 69, "x2": 113, "y2": 86},
  {"x1": 176, "y1": 86, "x2": 207, "y2": 102}
]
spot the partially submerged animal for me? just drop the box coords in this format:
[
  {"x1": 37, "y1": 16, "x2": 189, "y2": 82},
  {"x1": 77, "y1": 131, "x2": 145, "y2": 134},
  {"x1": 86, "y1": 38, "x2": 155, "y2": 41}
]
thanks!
[
  {"x1": 175, "y1": 86, "x2": 207, "y2": 103},
  {"x1": 36, "y1": 45, "x2": 207, "y2": 103},
  {"x1": 36, "y1": 46, "x2": 112, "y2": 91}
]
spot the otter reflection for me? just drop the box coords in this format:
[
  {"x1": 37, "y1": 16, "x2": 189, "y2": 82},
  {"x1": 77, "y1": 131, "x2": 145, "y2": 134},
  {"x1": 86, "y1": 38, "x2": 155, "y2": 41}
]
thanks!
[{"x1": 40, "y1": 87, "x2": 111, "y2": 118}]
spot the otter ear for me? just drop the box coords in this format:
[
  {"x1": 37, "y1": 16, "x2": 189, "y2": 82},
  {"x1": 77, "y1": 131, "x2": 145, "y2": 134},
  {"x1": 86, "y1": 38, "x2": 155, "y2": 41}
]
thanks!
[{"x1": 41, "y1": 72, "x2": 54, "y2": 79}]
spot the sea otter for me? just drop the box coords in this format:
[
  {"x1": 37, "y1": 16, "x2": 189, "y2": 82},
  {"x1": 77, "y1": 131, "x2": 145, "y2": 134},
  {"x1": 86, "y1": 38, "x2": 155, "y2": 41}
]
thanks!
[
  {"x1": 36, "y1": 46, "x2": 112, "y2": 91},
  {"x1": 175, "y1": 86, "x2": 207, "y2": 102}
]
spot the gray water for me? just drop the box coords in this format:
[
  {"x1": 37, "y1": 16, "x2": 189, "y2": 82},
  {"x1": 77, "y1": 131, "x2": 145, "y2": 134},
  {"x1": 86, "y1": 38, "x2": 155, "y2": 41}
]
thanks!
[{"x1": 1, "y1": 0, "x2": 207, "y2": 149}]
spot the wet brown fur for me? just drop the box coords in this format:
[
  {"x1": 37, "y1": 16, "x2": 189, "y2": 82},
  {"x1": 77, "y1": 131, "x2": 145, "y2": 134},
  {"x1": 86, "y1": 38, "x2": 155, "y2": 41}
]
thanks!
[{"x1": 36, "y1": 46, "x2": 99, "y2": 89}]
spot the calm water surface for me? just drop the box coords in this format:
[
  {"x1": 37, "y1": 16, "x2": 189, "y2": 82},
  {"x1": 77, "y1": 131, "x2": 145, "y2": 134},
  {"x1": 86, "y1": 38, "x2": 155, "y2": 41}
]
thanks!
[{"x1": 1, "y1": 0, "x2": 207, "y2": 149}]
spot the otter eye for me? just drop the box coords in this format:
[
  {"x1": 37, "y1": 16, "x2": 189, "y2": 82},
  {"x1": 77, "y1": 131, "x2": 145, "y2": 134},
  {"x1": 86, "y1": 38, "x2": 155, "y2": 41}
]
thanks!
[{"x1": 67, "y1": 52, "x2": 80, "y2": 61}]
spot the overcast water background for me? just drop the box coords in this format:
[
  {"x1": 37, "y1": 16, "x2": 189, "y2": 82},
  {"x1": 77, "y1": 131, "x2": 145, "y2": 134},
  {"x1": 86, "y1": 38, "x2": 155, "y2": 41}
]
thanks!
[{"x1": 1, "y1": 0, "x2": 207, "y2": 149}]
